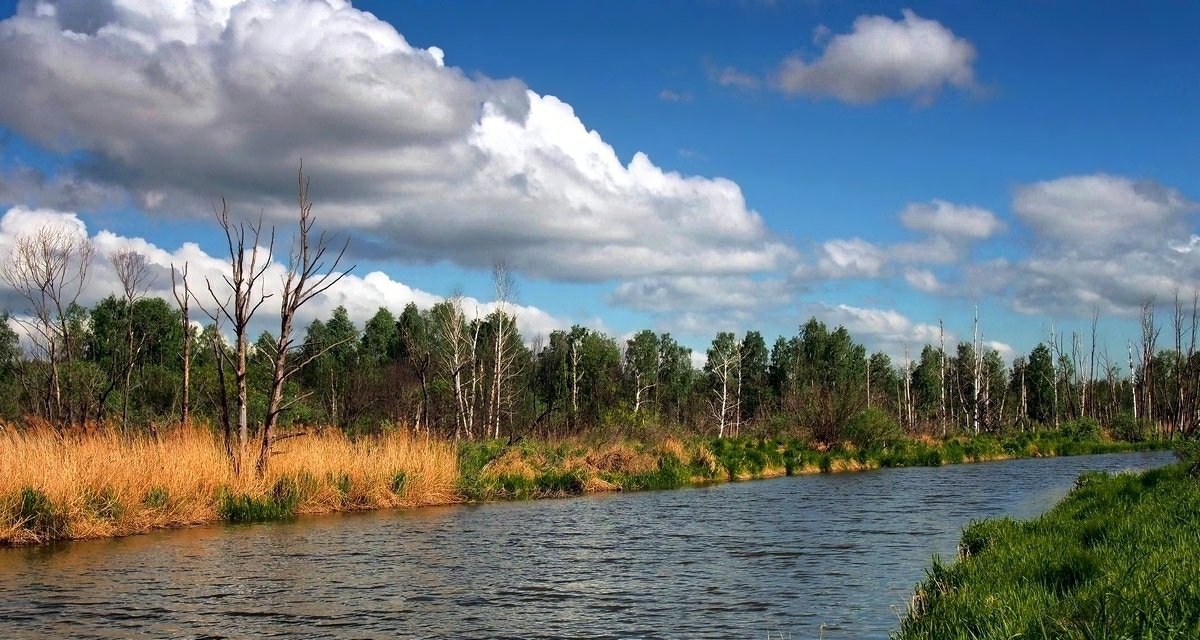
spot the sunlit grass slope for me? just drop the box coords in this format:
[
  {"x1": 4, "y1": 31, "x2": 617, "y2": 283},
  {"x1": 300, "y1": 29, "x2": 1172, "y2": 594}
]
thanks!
[
  {"x1": 896, "y1": 462, "x2": 1200, "y2": 639},
  {"x1": 0, "y1": 422, "x2": 1165, "y2": 545},
  {"x1": 0, "y1": 425, "x2": 458, "y2": 545}
]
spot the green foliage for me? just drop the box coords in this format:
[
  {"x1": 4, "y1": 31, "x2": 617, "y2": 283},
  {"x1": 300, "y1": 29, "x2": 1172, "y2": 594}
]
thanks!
[
  {"x1": 843, "y1": 407, "x2": 902, "y2": 450},
  {"x1": 1111, "y1": 411, "x2": 1154, "y2": 443},
  {"x1": 389, "y1": 471, "x2": 408, "y2": 495},
  {"x1": 534, "y1": 469, "x2": 585, "y2": 494},
  {"x1": 1174, "y1": 439, "x2": 1200, "y2": 477},
  {"x1": 218, "y1": 477, "x2": 301, "y2": 523},
  {"x1": 330, "y1": 472, "x2": 352, "y2": 498},
  {"x1": 897, "y1": 464, "x2": 1200, "y2": 639},
  {"x1": 456, "y1": 440, "x2": 508, "y2": 499},
  {"x1": 1060, "y1": 416, "x2": 1102, "y2": 440},
  {"x1": 12, "y1": 488, "x2": 69, "y2": 540},
  {"x1": 83, "y1": 486, "x2": 124, "y2": 521},
  {"x1": 142, "y1": 487, "x2": 170, "y2": 510},
  {"x1": 709, "y1": 437, "x2": 780, "y2": 480}
]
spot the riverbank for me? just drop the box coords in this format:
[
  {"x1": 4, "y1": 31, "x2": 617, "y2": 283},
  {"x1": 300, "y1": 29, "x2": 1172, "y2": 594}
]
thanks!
[
  {"x1": 895, "y1": 459, "x2": 1200, "y2": 639},
  {"x1": 0, "y1": 425, "x2": 1166, "y2": 545},
  {"x1": 0, "y1": 426, "x2": 458, "y2": 545},
  {"x1": 458, "y1": 432, "x2": 1165, "y2": 500}
]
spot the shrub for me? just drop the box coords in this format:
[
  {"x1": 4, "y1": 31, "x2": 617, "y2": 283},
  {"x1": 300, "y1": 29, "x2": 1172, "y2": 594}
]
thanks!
[
  {"x1": 1110, "y1": 412, "x2": 1153, "y2": 443},
  {"x1": 84, "y1": 486, "x2": 124, "y2": 521},
  {"x1": 1060, "y1": 417, "x2": 1101, "y2": 441},
  {"x1": 534, "y1": 469, "x2": 585, "y2": 494},
  {"x1": 1174, "y1": 439, "x2": 1200, "y2": 477},
  {"x1": 843, "y1": 407, "x2": 902, "y2": 450}
]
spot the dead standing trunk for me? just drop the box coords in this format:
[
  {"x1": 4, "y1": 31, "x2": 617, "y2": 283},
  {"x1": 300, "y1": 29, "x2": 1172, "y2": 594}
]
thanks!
[{"x1": 257, "y1": 167, "x2": 352, "y2": 475}]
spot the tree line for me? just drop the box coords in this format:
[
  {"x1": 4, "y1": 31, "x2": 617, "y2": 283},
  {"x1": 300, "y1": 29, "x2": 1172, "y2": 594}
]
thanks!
[
  {"x1": 1, "y1": 176, "x2": 1196, "y2": 454},
  {"x1": 1, "y1": 251, "x2": 1196, "y2": 445}
]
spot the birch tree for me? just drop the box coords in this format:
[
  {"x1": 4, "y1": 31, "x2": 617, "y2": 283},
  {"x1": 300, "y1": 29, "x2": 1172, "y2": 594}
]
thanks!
[
  {"x1": 624, "y1": 330, "x2": 659, "y2": 415},
  {"x1": 486, "y1": 261, "x2": 519, "y2": 439},
  {"x1": 171, "y1": 262, "x2": 192, "y2": 426},
  {"x1": 110, "y1": 248, "x2": 154, "y2": 432},
  {"x1": 705, "y1": 331, "x2": 740, "y2": 438},
  {"x1": 1, "y1": 224, "x2": 95, "y2": 425}
]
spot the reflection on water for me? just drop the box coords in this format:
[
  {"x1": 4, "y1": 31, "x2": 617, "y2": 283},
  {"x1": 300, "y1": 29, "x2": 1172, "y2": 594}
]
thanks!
[{"x1": 0, "y1": 451, "x2": 1174, "y2": 639}]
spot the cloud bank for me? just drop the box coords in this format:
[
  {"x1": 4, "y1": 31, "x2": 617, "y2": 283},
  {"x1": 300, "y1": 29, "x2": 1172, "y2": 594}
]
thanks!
[
  {"x1": 0, "y1": 206, "x2": 568, "y2": 341},
  {"x1": 0, "y1": 0, "x2": 792, "y2": 286}
]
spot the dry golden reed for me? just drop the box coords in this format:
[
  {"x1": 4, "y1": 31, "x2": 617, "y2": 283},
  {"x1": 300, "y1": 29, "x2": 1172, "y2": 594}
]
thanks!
[{"x1": 0, "y1": 424, "x2": 458, "y2": 545}]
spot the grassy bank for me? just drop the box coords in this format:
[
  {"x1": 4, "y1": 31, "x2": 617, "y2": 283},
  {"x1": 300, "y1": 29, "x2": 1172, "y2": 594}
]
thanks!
[
  {"x1": 895, "y1": 459, "x2": 1200, "y2": 639},
  {"x1": 457, "y1": 431, "x2": 1165, "y2": 501},
  {"x1": 0, "y1": 425, "x2": 1165, "y2": 545},
  {"x1": 0, "y1": 426, "x2": 458, "y2": 545}
]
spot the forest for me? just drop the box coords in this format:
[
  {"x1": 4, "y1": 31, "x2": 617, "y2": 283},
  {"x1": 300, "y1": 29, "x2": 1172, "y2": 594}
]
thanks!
[
  {"x1": 0, "y1": 228, "x2": 1195, "y2": 450},
  {"x1": 0, "y1": 178, "x2": 1191, "y2": 549}
]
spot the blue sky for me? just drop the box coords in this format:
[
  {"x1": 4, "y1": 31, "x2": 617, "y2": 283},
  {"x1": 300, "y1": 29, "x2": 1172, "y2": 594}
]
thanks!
[{"x1": 0, "y1": 0, "x2": 1197, "y2": 364}]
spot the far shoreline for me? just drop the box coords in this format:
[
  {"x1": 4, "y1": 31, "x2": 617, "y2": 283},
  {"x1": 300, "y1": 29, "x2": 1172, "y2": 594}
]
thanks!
[{"x1": 1, "y1": 426, "x2": 1169, "y2": 547}]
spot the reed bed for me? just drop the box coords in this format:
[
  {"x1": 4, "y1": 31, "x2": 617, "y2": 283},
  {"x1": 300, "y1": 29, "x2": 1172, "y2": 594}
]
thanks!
[
  {"x1": 0, "y1": 423, "x2": 1163, "y2": 546},
  {"x1": 0, "y1": 425, "x2": 458, "y2": 545}
]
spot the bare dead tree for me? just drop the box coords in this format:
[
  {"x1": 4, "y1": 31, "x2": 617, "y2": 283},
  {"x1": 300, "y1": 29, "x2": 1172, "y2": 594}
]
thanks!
[
  {"x1": 110, "y1": 248, "x2": 155, "y2": 433},
  {"x1": 1088, "y1": 309, "x2": 1098, "y2": 420},
  {"x1": 171, "y1": 262, "x2": 192, "y2": 427},
  {"x1": 972, "y1": 305, "x2": 982, "y2": 435},
  {"x1": 865, "y1": 353, "x2": 872, "y2": 410},
  {"x1": 1048, "y1": 322, "x2": 1060, "y2": 429},
  {"x1": 207, "y1": 325, "x2": 235, "y2": 461},
  {"x1": 707, "y1": 339, "x2": 739, "y2": 438},
  {"x1": 257, "y1": 168, "x2": 352, "y2": 474},
  {"x1": 1128, "y1": 339, "x2": 1140, "y2": 421},
  {"x1": 938, "y1": 320, "x2": 947, "y2": 437},
  {"x1": 200, "y1": 198, "x2": 274, "y2": 475},
  {"x1": 1172, "y1": 290, "x2": 1186, "y2": 436},
  {"x1": 568, "y1": 331, "x2": 583, "y2": 428},
  {"x1": 1186, "y1": 291, "x2": 1200, "y2": 437},
  {"x1": 1070, "y1": 331, "x2": 1084, "y2": 420},
  {"x1": 1139, "y1": 298, "x2": 1159, "y2": 433},
  {"x1": 1, "y1": 225, "x2": 96, "y2": 425},
  {"x1": 902, "y1": 342, "x2": 913, "y2": 430}
]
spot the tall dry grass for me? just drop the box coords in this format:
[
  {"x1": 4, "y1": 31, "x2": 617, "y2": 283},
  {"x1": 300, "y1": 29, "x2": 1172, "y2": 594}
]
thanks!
[{"x1": 0, "y1": 424, "x2": 459, "y2": 545}]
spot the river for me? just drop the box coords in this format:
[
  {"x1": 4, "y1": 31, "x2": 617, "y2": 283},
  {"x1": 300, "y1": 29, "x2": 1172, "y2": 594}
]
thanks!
[{"x1": 0, "y1": 450, "x2": 1175, "y2": 639}]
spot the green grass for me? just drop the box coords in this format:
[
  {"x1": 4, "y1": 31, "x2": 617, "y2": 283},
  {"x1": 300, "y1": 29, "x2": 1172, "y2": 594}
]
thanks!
[
  {"x1": 454, "y1": 430, "x2": 1165, "y2": 504},
  {"x1": 11, "y1": 487, "x2": 69, "y2": 540},
  {"x1": 895, "y1": 462, "x2": 1200, "y2": 639},
  {"x1": 218, "y1": 477, "x2": 302, "y2": 523}
]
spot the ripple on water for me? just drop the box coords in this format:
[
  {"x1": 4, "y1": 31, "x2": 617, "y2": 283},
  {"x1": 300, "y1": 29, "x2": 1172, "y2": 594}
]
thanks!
[{"x1": 0, "y1": 450, "x2": 1175, "y2": 640}]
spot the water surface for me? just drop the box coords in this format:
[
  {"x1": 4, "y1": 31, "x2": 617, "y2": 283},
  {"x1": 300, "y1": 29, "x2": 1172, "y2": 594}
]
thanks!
[{"x1": 0, "y1": 451, "x2": 1174, "y2": 639}]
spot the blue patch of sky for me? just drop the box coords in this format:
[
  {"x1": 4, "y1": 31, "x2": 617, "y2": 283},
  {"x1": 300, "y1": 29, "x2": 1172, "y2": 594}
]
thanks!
[{"x1": 1, "y1": 0, "x2": 1196, "y2": 358}]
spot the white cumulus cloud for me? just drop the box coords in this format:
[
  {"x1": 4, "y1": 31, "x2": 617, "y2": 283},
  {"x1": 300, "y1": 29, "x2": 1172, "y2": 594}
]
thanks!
[
  {"x1": 900, "y1": 199, "x2": 1002, "y2": 239},
  {"x1": 1008, "y1": 174, "x2": 1199, "y2": 315},
  {"x1": 772, "y1": 9, "x2": 978, "y2": 104},
  {"x1": 0, "y1": 0, "x2": 793, "y2": 287},
  {"x1": 0, "y1": 206, "x2": 570, "y2": 342}
]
